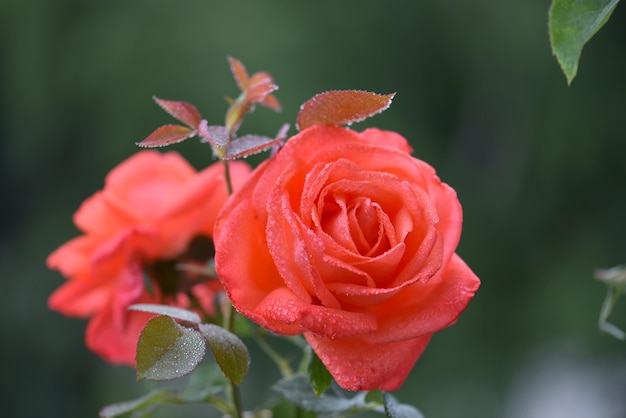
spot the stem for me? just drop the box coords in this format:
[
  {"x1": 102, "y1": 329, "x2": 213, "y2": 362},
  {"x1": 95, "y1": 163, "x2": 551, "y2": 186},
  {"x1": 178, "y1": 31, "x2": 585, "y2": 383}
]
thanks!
[
  {"x1": 599, "y1": 285, "x2": 625, "y2": 340},
  {"x1": 218, "y1": 98, "x2": 251, "y2": 418},
  {"x1": 222, "y1": 159, "x2": 233, "y2": 196},
  {"x1": 231, "y1": 384, "x2": 243, "y2": 418},
  {"x1": 254, "y1": 332, "x2": 294, "y2": 377},
  {"x1": 220, "y1": 159, "x2": 242, "y2": 418},
  {"x1": 206, "y1": 396, "x2": 234, "y2": 415}
]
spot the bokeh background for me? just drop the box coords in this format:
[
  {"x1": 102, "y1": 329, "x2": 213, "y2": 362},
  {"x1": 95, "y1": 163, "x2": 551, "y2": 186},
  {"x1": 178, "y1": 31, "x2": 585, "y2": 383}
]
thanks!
[{"x1": 3, "y1": 1, "x2": 626, "y2": 417}]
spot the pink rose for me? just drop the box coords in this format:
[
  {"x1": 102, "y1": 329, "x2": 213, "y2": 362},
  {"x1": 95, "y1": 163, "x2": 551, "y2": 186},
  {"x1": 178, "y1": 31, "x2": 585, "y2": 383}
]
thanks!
[
  {"x1": 214, "y1": 125, "x2": 480, "y2": 391},
  {"x1": 47, "y1": 150, "x2": 251, "y2": 365}
]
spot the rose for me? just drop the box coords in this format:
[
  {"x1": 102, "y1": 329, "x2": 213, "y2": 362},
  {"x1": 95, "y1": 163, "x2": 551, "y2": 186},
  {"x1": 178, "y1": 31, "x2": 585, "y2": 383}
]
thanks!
[
  {"x1": 47, "y1": 150, "x2": 250, "y2": 365},
  {"x1": 214, "y1": 125, "x2": 480, "y2": 391}
]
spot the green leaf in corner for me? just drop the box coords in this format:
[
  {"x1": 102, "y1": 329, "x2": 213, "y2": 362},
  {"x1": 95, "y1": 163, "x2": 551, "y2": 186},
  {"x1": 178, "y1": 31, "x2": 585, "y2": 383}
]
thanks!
[
  {"x1": 308, "y1": 351, "x2": 332, "y2": 397},
  {"x1": 383, "y1": 392, "x2": 424, "y2": 418},
  {"x1": 99, "y1": 389, "x2": 169, "y2": 418},
  {"x1": 198, "y1": 323, "x2": 250, "y2": 386},
  {"x1": 136, "y1": 315, "x2": 206, "y2": 381},
  {"x1": 549, "y1": 0, "x2": 621, "y2": 85},
  {"x1": 177, "y1": 363, "x2": 229, "y2": 403},
  {"x1": 129, "y1": 303, "x2": 201, "y2": 324},
  {"x1": 273, "y1": 374, "x2": 383, "y2": 415}
]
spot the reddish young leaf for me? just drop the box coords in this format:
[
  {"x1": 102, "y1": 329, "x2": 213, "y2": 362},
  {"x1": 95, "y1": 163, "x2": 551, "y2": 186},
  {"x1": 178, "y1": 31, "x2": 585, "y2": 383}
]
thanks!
[
  {"x1": 225, "y1": 134, "x2": 286, "y2": 160},
  {"x1": 228, "y1": 56, "x2": 250, "y2": 92},
  {"x1": 198, "y1": 122, "x2": 229, "y2": 148},
  {"x1": 270, "y1": 123, "x2": 290, "y2": 157},
  {"x1": 247, "y1": 72, "x2": 273, "y2": 90},
  {"x1": 261, "y1": 94, "x2": 282, "y2": 112},
  {"x1": 296, "y1": 90, "x2": 396, "y2": 131},
  {"x1": 153, "y1": 97, "x2": 202, "y2": 129},
  {"x1": 246, "y1": 81, "x2": 279, "y2": 106},
  {"x1": 227, "y1": 58, "x2": 281, "y2": 111},
  {"x1": 136, "y1": 124, "x2": 195, "y2": 148}
]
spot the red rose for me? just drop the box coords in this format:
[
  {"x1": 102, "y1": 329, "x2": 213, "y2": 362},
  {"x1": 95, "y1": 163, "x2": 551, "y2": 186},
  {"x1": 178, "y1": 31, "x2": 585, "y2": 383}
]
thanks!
[
  {"x1": 214, "y1": 126, "x2": 480, "y2": 391},
  {"x1": 47, "y1": 150, "x2": 251, "y2": 365}
]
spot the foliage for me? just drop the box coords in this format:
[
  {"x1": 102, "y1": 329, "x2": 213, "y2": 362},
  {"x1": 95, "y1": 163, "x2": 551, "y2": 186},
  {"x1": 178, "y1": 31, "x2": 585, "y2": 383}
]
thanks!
[{"x1": 549, "y1": 0, "x2": 621, "y2": 84}]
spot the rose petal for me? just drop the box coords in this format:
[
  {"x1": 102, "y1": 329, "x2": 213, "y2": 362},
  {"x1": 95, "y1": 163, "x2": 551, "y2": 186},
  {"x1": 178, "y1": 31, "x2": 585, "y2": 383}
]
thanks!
[
  {"x1": 360, "y1": 127, "x2": 412, "y2": 154},
  {"x1": 368, "y1": 254, "x2": 480, "y2": 343},
  {"x1": 266, "y1": 184, "x2": 341, "y2": 309},
  {"x1": 108, "y1": 152, "x2": 195, "y2": 216},
  {"x1": 214, "y1": 195, "x2": 286, "y2": 319},
  {"x1": 254, "y1": 287, "x2": 377, "y2": 338},
  {"x1": 48, "y1": 273, "x2": 111, "y2": 318},
  {"x1": 85, "y1": 303, "x2": 155, "y2": 366},
  {"x1": 305, "y1": 332, "x2": 431, "y2": 391},
  {"x1": 74, "y1": 192, "x2": 137, "y2": 237}
]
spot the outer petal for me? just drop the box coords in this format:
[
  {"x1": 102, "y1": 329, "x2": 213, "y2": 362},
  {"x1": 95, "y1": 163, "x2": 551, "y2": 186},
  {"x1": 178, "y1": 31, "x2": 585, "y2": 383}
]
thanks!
[
  {"x1": 251, "y1": 287, "x2": 376, "y2": 337},
  {"x1": 74, "y1": 192, "x2": 137, "y2": 237},
  {"x1": 305, "y1": 332, "x2": 431, "y2": 391},
  {"x1": 427, "y1": 179, "x2": 463, "y2": 269},
  {"x1": 214, "y1": 194, "x2": 286, "y2": 320},
  {"x1": 156, "y1": 161, "x2": 251, "y2": 255},
  {"x1": 104, "y1": 151, "x2": 196, "y2": 221},
  {"x1": 368, "y1": 254, "x2": 480, "y2": 343},
  {"x1": 85, "y1": 303, "x2": 155, "y2": 366},
  {"x1": 46, "y1": 235, "x2": 97, "y2": 279},
  {"x1": 359, "y1": 128, "x2": 413, "y2": 154},
  {"x1": 48, "y1": 273, "x2": 111, "y2": 318}
]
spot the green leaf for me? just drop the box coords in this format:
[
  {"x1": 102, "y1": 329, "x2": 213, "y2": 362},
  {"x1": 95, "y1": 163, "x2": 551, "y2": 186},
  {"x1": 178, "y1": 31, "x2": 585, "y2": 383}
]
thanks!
[
  {"x1": 136, "y1": 315, "x2": 206, "y2": 381},
  {"x1": 383, "y1": 392, "x2": 424, "y2": 418},
  {"x1": 549, "y1": 0, "x2": 621, "y2": 85},
  {"x1": 128, "y1": 303, "x2": 201, "y2": 324},
  {"x1": 198, "y1": 323, "x2": 250, "y2": 386},
  {"x1": 308, "y1": 351, "x2": 332, "y2": 397},
  {"x1": 99, "y1": 389, "x2": 169, "y2": 418},
  {"x1": 273, "y1": 374, "x2": 383, "y2": 414},
  {"x1": 296, "y1": 90, "x2": 395, "y2": 131},
  {"x1": 177, "y1": 363, "x2": 228, "y2": 403}
]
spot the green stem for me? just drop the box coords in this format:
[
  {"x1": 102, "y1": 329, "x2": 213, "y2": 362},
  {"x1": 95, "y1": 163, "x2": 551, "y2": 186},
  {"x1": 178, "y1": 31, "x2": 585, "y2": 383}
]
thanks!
[
  {"x1": 217, "y1": 98, "x2": 252, "y2": 418},
  {"x1": 231, "y1": 384, "x2": 243, "y2": 418},
  {"x1": 253, "y1": 332, "x2": 294, "y2": 377},
  {"x1": 205, "y1": 395, "x2": 234, "y2": 415},
  {"x1": 599, "y1": 285, "x2": 625, "y2": 340},
  {"x1": 222, "y1": 159, "x2": 233, "y2": 196}
]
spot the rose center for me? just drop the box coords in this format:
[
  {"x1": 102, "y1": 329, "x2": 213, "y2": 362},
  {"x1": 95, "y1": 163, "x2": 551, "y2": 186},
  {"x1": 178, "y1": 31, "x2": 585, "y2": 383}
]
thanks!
[
  {"x1": 350, "y1": 198, "x2": 391, "y2": 256},
  {"x1": 143, "y1": 235, "x2": 216, "y2": 297},
  {"x1": 321, "y1": 194, "x2": 391, "y2": 257}
]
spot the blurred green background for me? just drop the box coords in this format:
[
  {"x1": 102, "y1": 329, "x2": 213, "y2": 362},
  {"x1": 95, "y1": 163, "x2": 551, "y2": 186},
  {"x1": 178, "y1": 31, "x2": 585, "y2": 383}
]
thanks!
[{"x1": 2, "y1": 1, "x2": 626, "y2": 417}]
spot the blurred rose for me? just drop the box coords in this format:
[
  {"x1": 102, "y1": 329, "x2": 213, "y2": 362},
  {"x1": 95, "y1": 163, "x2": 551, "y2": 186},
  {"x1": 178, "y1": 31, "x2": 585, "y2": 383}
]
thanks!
[
  {"x1": 47, "y1": 150, "x2": 250, "y2": 365},
  {"x1": 214, "y1": 126, "x2": 480, "y2": 391}
]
